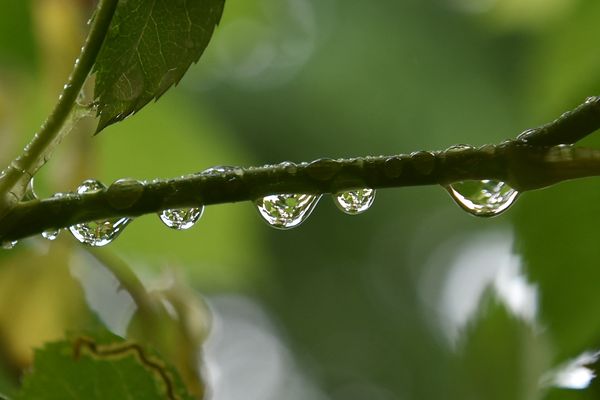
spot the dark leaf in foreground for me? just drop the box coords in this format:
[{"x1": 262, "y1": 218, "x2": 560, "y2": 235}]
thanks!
[{"x1": 93, "y1": 0, "x2": 225, "y2": 132}]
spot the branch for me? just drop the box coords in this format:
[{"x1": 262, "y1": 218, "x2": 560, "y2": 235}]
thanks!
[
  {"x1": 1, "y1": 97, "x2": 600, "y2": 242},
  {"x1": 0, "y1": 0, "x2": 118, "y2": 213}
]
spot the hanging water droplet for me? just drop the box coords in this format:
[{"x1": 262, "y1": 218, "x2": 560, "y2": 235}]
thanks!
[
  {"x1": 333, "y1": 188, "x2": 375, "y2": 215},
  {"x1": 42, "y1": 229, "x2": 60, "y2": 241},
  {"x1": 255, "y1": 194, "x2": 321, "y2": 229},
  {"x1": 158, "y1": 207, "x2": 204, "y2": 230},
  {"x1": 1, "y1": 241, "x2": 17, "y2": 250},
  {"x1": 69, "y1": 179, "x2": 132, "y2": 247},
  {"x1": 446, "y1": 180, "x2": 519, "y2": 217}
]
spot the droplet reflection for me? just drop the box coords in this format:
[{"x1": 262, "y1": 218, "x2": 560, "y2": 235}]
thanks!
[
  {"x1": 333, "y1": 188, "x2": 375, "y2": 215},
  {"x1": 447, "y1": 180, "x2": 519, "y2": 217},
  {"x1": 255, "y1": 194, "x2": 321, "y2": 229},
  {"x1": 69, "y1": 179, "x2": 132, "y2": 247}
]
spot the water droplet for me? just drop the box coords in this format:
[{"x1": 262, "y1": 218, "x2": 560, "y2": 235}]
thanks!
[
  {"x1": 478, "y1": 144, "x2": 496, "y2": 155},
  {"x1": 256, "y1": 194, "x2": 321, "y2": 229},
  {"x1": 305, "y1": 159, "x2": 341, "y2": 181},
  {"x1": 279, "y1": 161, "x2": 298, "y2": 174},
  {"x1": 410, "y1": 151, "x2": 436, "y2": 175},
  {"x1": 23, "y1": 178, "x2": 37, "y2": 201},
  {"x1": 1, "y1": 241, "x2": 17, "y2": 250},
  {"x1": 384, "y1": 156, "x2": 404, "y2": 178},
  {"x1": 446, "y1": 180, "x2": 519, "y2": 217},
  {"x1": 158, "y1": 207, "x2": 204, "y2": 230},
  {"x1": 444, "y1": 144, "x2": 474, "y2": 154},
  {"x1": 517, "y1": 128, "x2": 537, "y2": 142},
  {"x1": 106, "y1": 178, "x2": 144, "y2": 210},
  {"x1": 199, "y1": 166, "x2": 238, "y2": 177},
  {"x1": 42, "y1": 229, "x2": 60, "y2": 241},
  {"x1": 69, "y1": 179, "x2": 131, "y2": 247},
  {"x1": 334, "y1": 189, "x2": 375, "y2": 215}
]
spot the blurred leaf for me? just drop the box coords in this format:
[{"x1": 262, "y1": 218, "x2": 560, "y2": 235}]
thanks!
[
  {"x1": 452, "y1": 292, "x2": 548, "y2": 400},
  {"x1": 93, "y1": 0, "x2": 225, "y2": 132},
  {"x1": 16, "y1": 335, "x2": 193, "y2": 400},
  {"x1": 0, "y1": 2, "x2": 36, "y2": 69},
  {"x1": 526, "y1": 1, "x2": 600, "y2": 117},
  {"x1": 514, "y1": 180, "x2": 600, "y2": 363},
  {"x1": 0, "y1": 242, "x2": 97, "y2": 369}
]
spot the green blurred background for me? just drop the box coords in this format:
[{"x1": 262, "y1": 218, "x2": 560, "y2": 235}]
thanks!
[{"x1": 2, "y1": 0, "x2": 600, "y2": 399}]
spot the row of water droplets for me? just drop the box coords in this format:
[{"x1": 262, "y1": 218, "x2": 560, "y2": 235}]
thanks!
[
  {"x1": 2, "y1": 148, "x2": 522, "y2": 248},
  {"x1": 255, "y1": 188, "x2": 376, "y2": 230}
]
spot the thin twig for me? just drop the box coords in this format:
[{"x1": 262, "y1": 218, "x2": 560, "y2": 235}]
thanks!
[
  {"x1": 0, "y1": 0, "x2": 118, "y2": 215},
  {"x1": 2, "y1": 113, "x2": 600, "y2": 243}
]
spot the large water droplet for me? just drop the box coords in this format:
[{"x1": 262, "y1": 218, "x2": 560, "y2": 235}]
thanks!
[
  {"x1": 69, "y1": 180, "x2": 132, "y2": 247},
  {"x1": 255, "y1": 194, "x2": 321, "y2": 229},
  {"x1": 446, "y1": 180, "x2": 519, "y2": 217},
  {"x1": 158, "y1": 207, "x2": 204, "y2": 230},
  {"x1": 334, "y1": 188, "x2": 375, "y2": 215}
]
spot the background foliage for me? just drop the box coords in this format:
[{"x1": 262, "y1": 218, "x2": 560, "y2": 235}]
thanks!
[{"x1": 1, "y1": 0, "x2": 600, "y2": 399}]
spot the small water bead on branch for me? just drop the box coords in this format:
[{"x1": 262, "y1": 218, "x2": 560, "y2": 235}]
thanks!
[
  {"x1": 199, "y1": 165, "x2": 244, "y2": 178},
  {"x1": 69, "y1": 179, "x2": 132, "y2": 247},
  {"x1": 23, "y1": 178, "x2": 38, "y2": 201},
  {"x1": 333, "y1": 188, "x2": 376, "y2": 215},
  {"x1": 446, "y1": 180, "x2": 519, "y2": 217},
  {"x1": 255, "y1": 193, "x2": 322, "y2": 229}
]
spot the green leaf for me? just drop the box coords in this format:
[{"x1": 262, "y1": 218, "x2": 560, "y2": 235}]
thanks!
[
  {"x1": 15, "y1": 336, "x2": 194, "y2": 400},
  {"x1": 93, "y1": 0, "x2": 225, "y2": 132}
]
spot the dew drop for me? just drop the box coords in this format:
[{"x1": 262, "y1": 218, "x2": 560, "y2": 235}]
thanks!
[
  {"x1": 23, "y1": 178, "x2": 37, "y2": 201},
  {"x1": 199, "y1": 165, "x2": 241, "y2": 177},
  {"x1": 68, "y1": 179, "x2": 132, "y2": 247},
  {"x1": 333, "y1": 188, "x2": 375, "y2": 215},
  {"x1": 384, "y1": 156, "x2": 404, "y2": 178},
  {"x1": 446, "y1": 180, "x2": 519, "y2": 217},
  {"x1": 1, "y1": 241, "x2": 17, "y2": 250},
  {"x1": 42, "y1": 229, "x2": 60, "y2": 241},
  {"x1": 279, "y1": 161, "x2": 298, "y2": 174},
  {"x1": 444, "y1": 144, "x2": 474, "y2": 154},
  {"x1": 410, "y1": 151, "x2": 436, "y2": 175},
  {"x1": 306, "y1": 158, "x2": 341, "y2": 181},
  {"x1": 158, "y1": 207, "x2": 204, "y2": 230},
  {"x1": 517, "y1": 128, "x2": 537, "y2": 142},
  {"x1": 255, "y1": 194, "x2": 321, "y2": 229}
]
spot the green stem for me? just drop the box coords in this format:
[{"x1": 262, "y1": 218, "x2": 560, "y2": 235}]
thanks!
[
  {"x1": 0, "y1": 0, "x2": 118, "y2": 213},
  {"x1": 85, "y1": 248, "x2": 156, "y2": 316}
]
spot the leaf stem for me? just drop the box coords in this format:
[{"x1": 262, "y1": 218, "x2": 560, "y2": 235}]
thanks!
[{"x1": 0, "y1": 0, "x2": 118, "y2": 213}]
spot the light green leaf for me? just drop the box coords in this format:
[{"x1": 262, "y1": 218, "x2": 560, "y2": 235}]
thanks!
[
  {"x1": 16, "y1": 336, "x2": 194, "y2": 400},
  {"x1": 93, "y1": 0, "x2": 225, "y2": 132}
]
